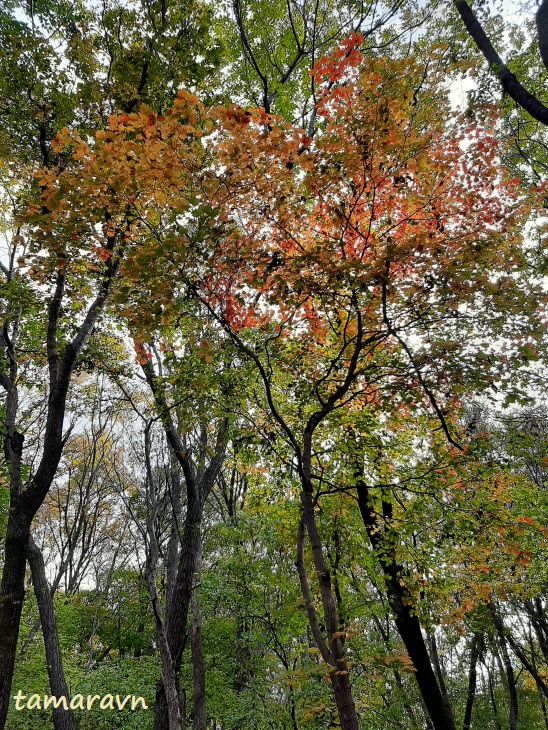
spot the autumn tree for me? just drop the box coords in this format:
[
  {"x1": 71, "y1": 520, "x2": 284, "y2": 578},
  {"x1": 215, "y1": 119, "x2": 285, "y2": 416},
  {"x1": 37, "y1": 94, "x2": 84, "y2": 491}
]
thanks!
[
  {"x1": 193, "y1": 40, "x2": 544, "y2": 728},
  {"x1": 0, "y1": 3, "x2": 430, "y2": 726},
  {"x1": 0, "y1": 0, "x2": 224, "y2": 719},
  {"x1": 4, "y1": 1, "x2": 548, "y2": 727},
  {"x1": 40, "y1": 32, "x2": 545, "y2": 725}
]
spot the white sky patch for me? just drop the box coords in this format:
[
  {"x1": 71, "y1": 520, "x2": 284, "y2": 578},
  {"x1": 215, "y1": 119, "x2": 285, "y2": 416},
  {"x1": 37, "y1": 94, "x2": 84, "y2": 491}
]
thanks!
[{"x1": 448, "y1": 74, "x2": 476, "y2": 112}]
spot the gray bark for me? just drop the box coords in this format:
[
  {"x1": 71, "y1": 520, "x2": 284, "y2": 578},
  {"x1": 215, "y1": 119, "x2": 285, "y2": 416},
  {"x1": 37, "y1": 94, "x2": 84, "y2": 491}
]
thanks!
[{"x1": 26, "y1": 537, "x2": 73, "y2": 730}]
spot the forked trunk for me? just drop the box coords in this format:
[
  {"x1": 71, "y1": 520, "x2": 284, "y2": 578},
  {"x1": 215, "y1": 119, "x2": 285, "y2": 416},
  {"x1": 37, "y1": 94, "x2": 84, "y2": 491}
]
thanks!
[
  {"x1": 26, "y1": 537, "x2": 73, "y2": 730},
  {"x1": 299, "y1": 488, "x2": 360, "y2": 730}
]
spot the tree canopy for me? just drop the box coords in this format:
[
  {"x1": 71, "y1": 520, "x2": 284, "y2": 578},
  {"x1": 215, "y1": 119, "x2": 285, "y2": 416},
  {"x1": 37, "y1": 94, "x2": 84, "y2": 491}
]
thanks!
[{"x1": 2, "y1": 1, "x2": 548, "y2": 730}]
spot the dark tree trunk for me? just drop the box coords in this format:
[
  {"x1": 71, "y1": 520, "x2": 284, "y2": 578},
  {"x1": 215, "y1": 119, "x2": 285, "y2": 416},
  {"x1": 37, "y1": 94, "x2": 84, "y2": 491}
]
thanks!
[
  {"x1": 26, "y1": 537, "x2": 73, "y2": 730},
  {"x1": 537, "y1": 0, "x2": 548, "y2": 75},
  {"x1": 488, "y1": 663, "x2": 502, "y2": 730},
  {"x1": 487, "y1": 658, "x2": 503, "y2": 730},
  {"x1": 356, "y1": 480, "x2": 456, "y2": 730},
  {"x1": 428, "y1": 632, "x2": 450, "y2": 710},
  {"x1": 0, "y1": 508, "x2": 30, "y2": 725},
  {"x1": 147, "y1": 580, "x2": 183, "y2": 730},
  {"x1": 463, "y1": 633, "x2": 482, "y2": 730},
  {"x1": 490, "y1": 605, "x2": 518, "y2": 730},
  {"x1": 153, "y1": 493, "x2": 203, "y2": 730},
  {"x1": 454, "y1": 0, "x2": 548, "y2": 126},
  {"x1": 527, "y1": 598, "x2": 548, "y2": 667},
  {"x1": 234, "y1": 619, "x2": 247, "y2": 694},
  {"x1": 166, "y1": 458, "x2": 182, "y2": 610},
  {"x1": 143, "y1": 424, "x2": 183, "y2": 730},
  {"x1": 190, "y1": 533, "x2": 206, "y2": 730}
]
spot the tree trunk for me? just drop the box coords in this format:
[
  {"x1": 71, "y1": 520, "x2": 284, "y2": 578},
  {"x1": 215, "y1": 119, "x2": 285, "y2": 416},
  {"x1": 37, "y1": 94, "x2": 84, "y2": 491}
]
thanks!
[
  {"x1": 454, "y1": 0, "x2": 548, "y2": 126},
  {"x1": 490, "y1": 605, "x2": 518, "y2": 730},
  {"x1": 26, "y1": 537, "x2": 73, "y2": 730},
  {"x1": 0, "y1": 509, "x2": 29, "y2": 726},
  {"x1": 527, "y1": 598, "x2": 548, "y2": 667},
  {"x1": 147, "y1": 579, "x2": 183, "y2": 730},
  {"x1": 299, "y1": 488, "x2": 360, "y2": 730},
  {"x1": 463, "y1": 633, "x2": 482, "y2": 730},
  {"x1": 190, "y1": 533, "x2": 206, "y2": 730},
  {"x1": 356, "y1": 480, "x2": 456, "y2": 730},
  {"x1": 166, "y1": 455, "x2": 182, "y2": 609},
  {"x1": 537, "y1": 0, "x2": 548, "y2": 75},
  {"x1": 428, "y1": 632, "x2": 452, "y2": 711},
  {"x1": 153, "y1": 496, "x2": 203, "y2": 730},
  {"x1": 234, "y1": 619, "x2": 247, "y2": 694},
  {"x1": 487, "y1": 657, "x2": 504, "y2": 730}
]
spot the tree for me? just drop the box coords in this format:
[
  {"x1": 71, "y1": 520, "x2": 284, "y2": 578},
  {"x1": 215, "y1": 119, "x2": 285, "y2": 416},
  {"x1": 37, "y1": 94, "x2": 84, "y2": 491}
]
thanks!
[
  {"x1": 453, "y1": 0, "x2": 548, "y2": 126},
  {"x1": 137, "y1": 341, "x2": 233, "y2": 729},
  {"x1": 0, "y1": 180, "x2": 121, "y2": 725},
  {"x1": 195, "y1": 40, "x2": 543, "y2": 728},
  {"x1": 42, "y1": 33, "x2": 544, "y2": 726},
  {"x1": 5, "y1": 2, "x2": 548, "y2": 727},
  {"x1": 0, "y1": 2, "x2": 225, "y2": 724}
]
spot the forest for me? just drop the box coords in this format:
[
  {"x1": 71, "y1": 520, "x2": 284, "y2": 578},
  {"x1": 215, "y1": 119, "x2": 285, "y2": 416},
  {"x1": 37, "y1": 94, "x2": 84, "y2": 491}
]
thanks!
[{"x1": 2, "y1": 0, "x2": 548, "y2": 728}]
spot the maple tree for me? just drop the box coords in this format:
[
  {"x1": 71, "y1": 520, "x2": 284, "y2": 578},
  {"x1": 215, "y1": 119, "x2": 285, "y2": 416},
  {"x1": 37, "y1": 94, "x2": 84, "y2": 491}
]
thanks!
[
  {"x1": 195, "y1": 38, "x2": 543, "y2": 728},
  {"x1": 25, "y1": 27, "x2": 546, "y2": 725},
  {"x1": 36, "y1": 34, "x2": 544, "y2": 727},
  {"x1": 0, "y1": 1, "x2": 226, "y2": 724}
]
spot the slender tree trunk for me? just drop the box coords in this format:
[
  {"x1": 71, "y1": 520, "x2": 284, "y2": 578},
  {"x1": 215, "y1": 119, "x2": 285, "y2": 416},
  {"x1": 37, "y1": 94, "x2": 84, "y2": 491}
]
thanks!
[
  {"x1": 166, "y1": 456, "x2": 182, "y2": 609},
  {"x1": 463, "y1": 633, "x2": 482, "y2": 730},
  {"x1": 490, "y1": 605, "x2": 518, "y2": 730},
  {"x1": 19, "y1": 559, "x2": 70, "y2": 657},
  {"x1": 26, "y1": 537, "x2": 73, "y2": 730},
  {"x1": 356, "y1": 480, "x2": 456, "y2": 730},
  {"x1": 153, "y1": 496, "x2": 203, "y2": 730},
  {"x1": 147, "y1": 578, "x2": 183, "y2": 730},
  {"x1": 487, "y1": 657, "x2": 504, "y2": 730},
  {"x1": 133, "y1": 575, "x2": 147, "y2": 659},
  {"x1": 234, "y1": 619, "x2": 247, "y2": 694},
  {"x1": 299, "y1": 488, "x2": 360, "y2": 730},
  {"x1": 428, "y1": 632, "x2": 450, "y2": 709},
  {"x1": 190, "y1": 532, "x2": 206, "y2": 730},
  {"x1": 0, "y1": 380, "x2": 26, "y2": 726},
  {"x1": 528, "y1": 598, "x2": 548, "y2": 666},
  {"x1": 143, "y1": 425, "x2": 183, "y2": 730}
]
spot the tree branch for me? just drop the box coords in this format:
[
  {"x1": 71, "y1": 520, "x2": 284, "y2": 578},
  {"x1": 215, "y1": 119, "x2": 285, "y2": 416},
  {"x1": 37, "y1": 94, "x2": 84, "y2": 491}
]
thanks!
[{"x1": 454, "y1": 0, "x2": 548, "y2": 126}]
